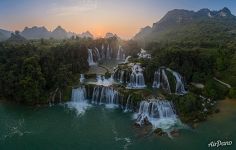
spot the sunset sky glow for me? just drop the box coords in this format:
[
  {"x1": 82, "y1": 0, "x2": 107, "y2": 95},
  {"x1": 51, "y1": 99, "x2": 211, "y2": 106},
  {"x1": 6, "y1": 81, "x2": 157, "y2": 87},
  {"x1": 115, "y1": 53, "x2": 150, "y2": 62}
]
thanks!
[{"x1": 0, "y1": 0, "x2": 235, "y2": 39}]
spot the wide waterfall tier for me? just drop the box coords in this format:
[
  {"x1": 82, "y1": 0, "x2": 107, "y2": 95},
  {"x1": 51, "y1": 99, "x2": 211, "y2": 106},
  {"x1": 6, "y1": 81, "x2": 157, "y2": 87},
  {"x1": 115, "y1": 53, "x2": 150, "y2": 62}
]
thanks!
[
  {"x1": 136, "y1": 99, "x2": 180, "y2": 131},
  {"x1": 127, "y1": 64, "x2": 146, "y2": 89},
  {"x1": 86, "y1": 44, "x2": 127, "y2": 64},
  {"x1": 91, "y1": 86, "x2": 120, "y2": 108},
  {"x1": 152, "y1": 67, "x2": 187, "y2": 95},
  {"x1": 67, "y1": 86, "x2": 91, "y2": 115}
]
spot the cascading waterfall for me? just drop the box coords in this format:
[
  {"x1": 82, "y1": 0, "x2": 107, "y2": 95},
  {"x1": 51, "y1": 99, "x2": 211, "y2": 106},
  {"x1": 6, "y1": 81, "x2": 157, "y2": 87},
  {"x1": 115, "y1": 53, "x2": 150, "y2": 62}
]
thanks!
[
  {"x1": 152, "y1": 67, "x2": 187, "y2": 95},
  {"x1": 101, "y1": 44, "x2": 106, "y2": 59},
  {"x1": 117, "y1": 45, "x2": 126, "y2": 60},
  {"x1": 166, "y1": 68, "x2": 187, "y2": 95},
  {"x1": 95, "y1": 47, "x2": 101, "y2": 61},
  {"x1": 92, "y1": 86, "x2": 119, "y2": 108},
  {"x1": 124, "y1": 56, "x2": 131, "y2": 63},
  {"x1": 124, "y1": 95, "x2": 133, "y2": 112},
  {"x1": 67, "y1": 87, "x2": 90, "y2": 115},
  {"x1": 96, "y1": 74, "x2": 113, "y2": 86},
  {"x1": 113, "y1": 67, "x2": 126, "y2": 84},
  {"x1": 127, "y1": 64, "x2": 146, "y2": 89},
  {"x1": 136, "y1": 99, "x2": 180, "y2": 131},
  {"x1": 161, "y1": 69, "x2": 171, "y2": 93},
  {"x1": 80, "y1": 74, "x2": 85, "y2": 83},
  {"x1": 119, "y1": 71, "x2": 125, "y2": 83},
  {"x1": 87, "y1": 49, "x2": 97, "y2": 66},
  {"x1": 106, "y1": 44, "x2": 111, "y2": 60},
  {"x1": 152, "y1": 69, "x2": 160, "y2": 88}
]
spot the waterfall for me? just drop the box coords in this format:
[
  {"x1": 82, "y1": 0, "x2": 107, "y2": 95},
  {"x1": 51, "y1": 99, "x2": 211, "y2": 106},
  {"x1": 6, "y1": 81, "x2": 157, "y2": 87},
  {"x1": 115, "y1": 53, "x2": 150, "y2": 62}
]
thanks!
[
  {"x1": 80, "y1": 74, "x2": 85, "y2": 83},
  {"x1": 117, "y1": 45, "x2": 121, "y2": 60},
  {"x1": 92, "y1": 86, "x2": 119, "y2": 108},
  {"x1": 152, "y1": 69, "x2": 160, "y2": 88},
  {"x1": 71, "y1": 87, "x2": 87, "y2": 102},
  {"x1": 166, "y1": 68, "x2": 187, "y2": 95},
  {"x1": 106, "y1": 44, "x2": 111, "y2": 60},
  {"x1": 127, "y1": 64, "x2": 146, "y2": 89},
  {"x1": 136, "y1": 99, "x2": 179, "y2": 131},
  {"x1": 113, "y1": 67, "x2": 129, "y2": 84},
  {"x1": 67, "y1": 87, "x2": 90, "y2": 115},
  {"x1": 119, "y1": 71, "x2": 125, "y2": 83},
  {"x1": 153, "y1": 67, "x2": 187, "y2": 95},
  {"x1": 101, "y1": 44, "x2": 106, "y2": 59},
  {"x1": 87, "y1": 49, "x2": 96, "y2": 66},
  {"x1": 161, "y1": 69, "x2": 171, "y2": 93},
  {"x1": 96, "y1": 74, "x2": 113, "y2": 86},
  {"x1": 117, "y1": 45, "x2": 125, "y2": 60},
  {"x1": 124, "y1": 95, "x2": 133, "y2": 112},
  {"x1": 95, "y1": 47, "x2": 101, "y2": 61},
  {"x1": 124, "y1": 56, "x2": 131, "y2": 63}
]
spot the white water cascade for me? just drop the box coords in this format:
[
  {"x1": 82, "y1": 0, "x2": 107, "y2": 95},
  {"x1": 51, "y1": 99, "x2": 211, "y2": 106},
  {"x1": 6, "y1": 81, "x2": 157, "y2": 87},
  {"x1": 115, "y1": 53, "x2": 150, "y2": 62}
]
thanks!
[
  {"x1": 166, "y1": 68, "x2": 187, "y2": 95},
  {"x1": 95, "y1": 47, "x2": 101, "y2": 61},
  {"x1": 87, "y1": 49, "x2": 97, "y2": 66},
  {"x1": 92, "y1": 86, "x2": 119, "y2": 108},
  {"x1": 152, "y1": 67, "x2": 187, "y2": 95},
  {"x1": 161, "y1": 69, "x2": 171, "y2": 93},
  {"x1": 127, "y1": 64, "x2": 146, "y2": 89},
  {"x1": 124, "y1": 56, "x2": 131, "y2": 63},
  {"x1": 96, "y1": 75, "x2": 113, "y2": 86},
  {"x1": 101, "y1": 44, "x2": 106, "y2": 59},
  {"x1": 136, "y1": 99, "x2": 179, "y2": 131},
  {"x1": 67, "y1": 87, "x2": 90, "y2": 115},
  {"x1": 152, "y1": 69, "x2": 161, "y2": 88},
  {"x1": 80, "y1": 74, "x2": 85, "y2": 83},
  {"x1": 117, "y1": 45, "x2": 126, "y2": 60},
  {"x1": 106, "y1": 44, "x2": 111, "y2": 60}
]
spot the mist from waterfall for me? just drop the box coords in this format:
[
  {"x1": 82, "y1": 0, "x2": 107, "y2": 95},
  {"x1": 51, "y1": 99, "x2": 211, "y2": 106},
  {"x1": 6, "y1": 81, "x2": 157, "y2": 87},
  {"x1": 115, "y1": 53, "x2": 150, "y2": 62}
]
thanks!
[{"x1": 136, "y1": 99, "x2": 180, "y2": 131}]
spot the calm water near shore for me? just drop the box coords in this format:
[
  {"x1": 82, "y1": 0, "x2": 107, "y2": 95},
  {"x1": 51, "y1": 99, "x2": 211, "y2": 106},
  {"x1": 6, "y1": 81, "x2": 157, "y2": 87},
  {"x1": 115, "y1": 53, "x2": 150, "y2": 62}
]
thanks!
[{"x1": 0, "y1": 99, "x2": 235, "y2": 150}]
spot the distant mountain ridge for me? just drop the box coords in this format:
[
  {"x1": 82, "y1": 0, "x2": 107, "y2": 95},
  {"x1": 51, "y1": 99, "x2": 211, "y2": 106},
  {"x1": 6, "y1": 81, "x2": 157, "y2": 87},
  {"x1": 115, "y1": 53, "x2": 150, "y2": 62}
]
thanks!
[
  {"x1": 0, "y1": 29, "x2": 12, "y2": 41},
  {"x1": 0, "y1": 26, "x2": 96, "y2": 41},
  {"x1": 134, "y1": 7, "x2": 236, "y2": 42}
]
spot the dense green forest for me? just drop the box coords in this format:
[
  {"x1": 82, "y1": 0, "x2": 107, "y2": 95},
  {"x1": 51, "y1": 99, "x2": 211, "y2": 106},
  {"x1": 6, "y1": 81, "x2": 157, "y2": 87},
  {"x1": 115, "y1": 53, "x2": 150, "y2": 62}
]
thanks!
[{"x1": 0, "y1": 39, "x2": 89, "y2": 104}]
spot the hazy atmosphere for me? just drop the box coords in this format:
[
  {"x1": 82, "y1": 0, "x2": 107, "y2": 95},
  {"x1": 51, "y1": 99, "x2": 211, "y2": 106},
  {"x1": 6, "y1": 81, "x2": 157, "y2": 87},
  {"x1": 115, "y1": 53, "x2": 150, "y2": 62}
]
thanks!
[{"x1": 1, "y1": 0, "x2": 235, "y2": 38}]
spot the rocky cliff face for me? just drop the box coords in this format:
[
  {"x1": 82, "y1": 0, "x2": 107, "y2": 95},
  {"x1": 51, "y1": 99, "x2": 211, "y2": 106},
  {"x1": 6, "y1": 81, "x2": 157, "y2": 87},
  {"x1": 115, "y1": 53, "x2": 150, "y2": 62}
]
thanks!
[{"x1": 133, "y1": 7, "x2": 235, "y2": 41}]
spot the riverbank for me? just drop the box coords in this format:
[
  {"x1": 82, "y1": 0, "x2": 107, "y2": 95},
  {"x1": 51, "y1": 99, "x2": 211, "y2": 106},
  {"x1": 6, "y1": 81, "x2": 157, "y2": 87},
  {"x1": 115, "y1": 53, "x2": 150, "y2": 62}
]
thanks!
[{"x1": 209, "y1": 98, "x2": 236, "y2": 121}]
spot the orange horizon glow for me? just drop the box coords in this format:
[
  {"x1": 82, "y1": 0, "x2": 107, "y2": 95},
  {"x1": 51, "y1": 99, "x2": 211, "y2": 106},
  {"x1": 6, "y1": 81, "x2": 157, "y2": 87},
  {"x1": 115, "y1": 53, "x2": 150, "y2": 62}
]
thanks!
[{"x1": 2, "y1": 0, "x2": 234, "y2": 39}]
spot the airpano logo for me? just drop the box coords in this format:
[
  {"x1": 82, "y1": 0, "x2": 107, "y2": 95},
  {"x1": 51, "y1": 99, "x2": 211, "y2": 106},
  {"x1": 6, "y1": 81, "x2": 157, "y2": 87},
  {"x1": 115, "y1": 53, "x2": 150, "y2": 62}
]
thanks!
[{"x1": 208, "y1": 140, "x2": 232, "y2": 148}]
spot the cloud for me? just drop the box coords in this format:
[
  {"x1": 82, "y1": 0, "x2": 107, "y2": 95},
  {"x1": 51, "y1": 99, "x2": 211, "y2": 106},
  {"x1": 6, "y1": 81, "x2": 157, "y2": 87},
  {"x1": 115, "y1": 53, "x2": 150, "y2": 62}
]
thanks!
[{"x1": 50, "y1": 0, "x2": 98, "y2": 16}]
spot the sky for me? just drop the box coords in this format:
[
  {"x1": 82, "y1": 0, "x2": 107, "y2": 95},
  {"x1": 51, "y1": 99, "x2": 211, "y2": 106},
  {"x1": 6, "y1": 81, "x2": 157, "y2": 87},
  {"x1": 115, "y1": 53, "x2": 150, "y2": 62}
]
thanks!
[{"x1": 0, "y1": 0, "x2": 235, "y2": 39}]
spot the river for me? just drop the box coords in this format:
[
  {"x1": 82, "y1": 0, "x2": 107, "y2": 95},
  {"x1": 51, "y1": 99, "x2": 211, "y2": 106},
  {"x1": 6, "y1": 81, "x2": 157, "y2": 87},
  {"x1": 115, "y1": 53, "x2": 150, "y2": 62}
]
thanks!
[{"x1": 0, "y1": 99, "x2": 235, "y2": 150}]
